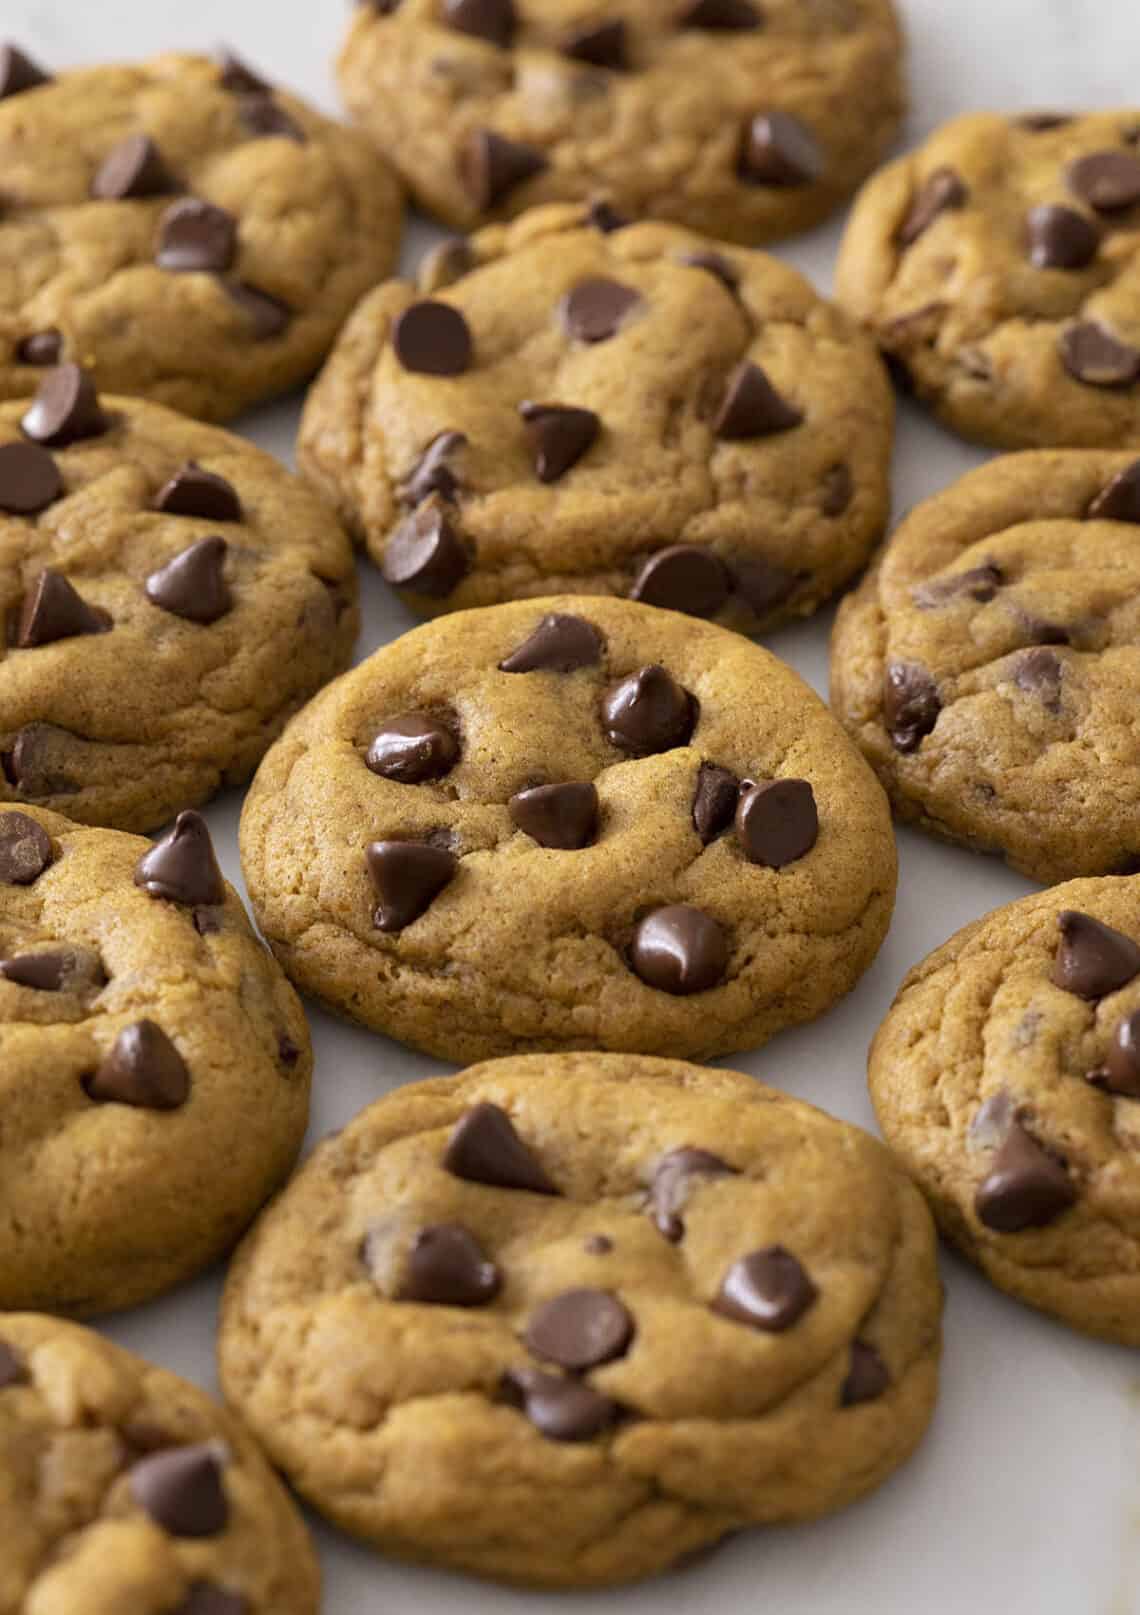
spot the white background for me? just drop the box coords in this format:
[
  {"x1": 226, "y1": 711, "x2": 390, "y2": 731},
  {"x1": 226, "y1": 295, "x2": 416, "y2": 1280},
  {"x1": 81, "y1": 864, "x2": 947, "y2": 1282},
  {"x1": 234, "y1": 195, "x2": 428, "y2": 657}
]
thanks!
[{"x1": 9, "y1": 2, "x2": 1140, "y2": 1611}]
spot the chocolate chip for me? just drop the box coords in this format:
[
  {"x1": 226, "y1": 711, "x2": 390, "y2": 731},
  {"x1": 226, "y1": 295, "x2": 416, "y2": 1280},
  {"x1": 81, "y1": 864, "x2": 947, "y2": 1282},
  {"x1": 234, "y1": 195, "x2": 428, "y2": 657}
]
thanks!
[
  {"x1": 22, "y1": 365, "x2": 108, "y2": 446},
  {"x1": 217, "y1": 50, "x2": 269, "y2": 93},
  {"x1": 16, "y1": 331, "x2": 62, "y2": 366},
  {"x1": 563, "y1": 20, "x2": 628, "y2": 69},
  {"x1": 1088, "y1": 460, "x2": 1140, "y2": 522},
  {"x1": 460, "y1": 129, "x2": 547, "y2": 210},
  {"x1": 400, "y1": 431, "x2": 467, "y2": 506},
  {"x1": 155, "y1": 200, "x2": 237, "y2": 273},
  {"x1": 0, "y1": 441, "x2": 62, "y2": 515},
  {"x1": 560, "y1": 278, "x2": 642, "y2": 343},
  {"x1": 713, "y1": 362, "x2": 802, "y2": 439},
  {"x1": 85, "y1": 1021, "x2": 190, "y2": 1110},
  {"x1": 130, "y1": 1444, "x2": 229, "y2": 1538},
  {"x1": 586, "y1": 198, "x2": 629, "y2": 233},
  {"x1": 518, "y1": 402, "x2": 600, "y2": 482},
  {"x1": 509, "y1": 782, "x2": 599, "y2": 849},
  {"x1": 501, "y1": 1367, "x2": 621, "y2": 1442},
  {"x1": 913, "y1": 563, "x2": 1004, "y2": 608},
  {"x1": 841, "y1": 1342, "x2": 890, "y2": 1407},
  {"x1": 1052, "y1": 909, "x2": 1140, "y2": 999},
  {"x1": 629, "y1": 546, "x2": 730, "y2": 618},
  {"x1": 135, "y1": 811, "x2": 226, "y2": 907},
  {"x1": 1068, "y1": 149, "x2": 1140, "y2": 211},
  {"x1": 0, "y1": 44, "x2": 50, "y2": 99},
  {"x1": 584, "y1": 1234, "x2": 613, "y2": 1254},
  {"x1": 677, "y1": 250, "x2": 740, "y2": 292},
  {"x1": 820, "y1": 463, "x2": 853, "y2": 517},
  {"x1": 499, "y1": 613, "x2": 603, "y2": 673},
  {"x1": 898, "y1": 167, "x2": 967, "y2": 246},
  {"x1": 735, "y1": 778, "x2": 818, "y2": 867},
  {"x1": 525, "y1": 1289, "x2": 634, "y2": 1370},
  {"x1": 1017, "y1": 111, "x2": 1072, "y2": 131},
  {"x1": 1026, "y1": 204, "x2": 1100, "y2": 270},
  {"x1": 739, "y1": 111, "x2": 824, "y2": 187},
  {"x1": 975, "y1": 1120, "x2": 1076, "y2": 1233},
  {"x1": 1015, "y1": 647, "x2": 1063, "y2": 708},
  {"x1": 222, "y1": 282, "x2": 292, "y2": 340},
  {"x1": 733, "y1": 556, "x2": 798, "y2": 616},
  {"x1": 443, "y1": 0, "x2": 516, "y2": 46},
  {"x1": 649, "y1": 1148, "x2": 737, "y2": 1241},
  {"x1": 603, "y1": 665, "x2": 695, "y2": 754},
  {"x1": 277, "y1": 1031, "x2": 300, "y2": 1068},
  {"x1": 0, "y1": 811, "x2": 53, "y2": 884},
  {"x1": 2, "y1": 724, "x2": 78, "y2": 797},
  {"x1": 0, "y1": 1341, "x2": 26, "y2": 1388},
  {"x1": 1059, "y1": 321, "x2": 1140, "y2": 387},
  {"x1": 392, "y1": 300, "x2": 472, "y2": 376},
  {"x1": 691, "y1": 764, "x2": 739, "y2": 843},
  {"x1": 630, "y1": 905, "x2": 728, "y2": 995},
  {"x1": 713, "y1": 1246, "x2": 817, "y2": 1331},
  {"x1": 444, "y1": 1101, "x2": 559, "y2": 1193},
  {"x1": 145, "y1": 537, "x2": 232, "y2": 625},
  {"x1": 0, "y1": 951, "x2": 73, "y2": 991},
  {"x1": 398, "y1": 1224, "x2": 501, "y2": 1306},
  {"x1": 174, "y1": 1585, "x2": 247, "y2": 1615},
  {"x1": 1090, "y1": 1009, "x2": 1140, "y2": 1098},
  {"x1": 419, "y1": 237, "x2": 474, "y2": 292},
  {"x1": 237, "y1": 93, "x2": 305, "y2": 142},
  {"x1": 92, "y1": 135, "x2": 179, "y2": 201},
  {"x1": 366, "y1": 714, "x2": 459, "y2": 783},
  {"x1": 366, "y1": 839, "x2": 457, "y2": 931},
  {"x1": 17, "y1": 570, "x2": 109, "y2": 648},
  {"x1": 883, "y1": 661, "x2": 940, "y2": 752},
  {"x1": 678, "y1": 0, "x2": 763, "y2": 27},
  {"x1": 382, "y1": 503, "x2": 470, "y2": 596},
  {"x1": 155, "y1": 464, "x2": 243, "y2": 523}
]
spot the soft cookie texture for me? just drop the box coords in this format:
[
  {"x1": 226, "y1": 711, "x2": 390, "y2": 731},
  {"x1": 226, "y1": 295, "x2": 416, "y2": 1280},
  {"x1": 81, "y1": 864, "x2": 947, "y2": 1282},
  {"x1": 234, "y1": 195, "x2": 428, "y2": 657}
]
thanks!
[
  {"x1": 218, "y1": 1054, "x2": 942, "y2": 1588},
  {"x1": 337, "y1": 0, "x2": 904, "y2": 244},
  {"x1": 239, "y1": 595, "x2": 897, "y2": 1063},
  {"x1": 870, "y1": 879, "x2": 1140, "y2": 1344},
  {"x1": 0, "y1": 805, "x2": 311, "y2": 1317},
  {"x1": 0, "y1": 1314, "x2": 319, "y2": 1614},
  {"x1": 298, "y1": 205, "x2": 893, "y2": 633},
  {"x1": 830, "y1": 451, "x2": 1140, "y2": 884},
  {"x1": 0, "y1": 375, "x2": 358, "y2": 833},
  {"x1": 0, "y1": 48, "x2": 402, "y2": 421},
  {"x1": 837, "y1": 110, "x2": 1140, "y2": 449}
]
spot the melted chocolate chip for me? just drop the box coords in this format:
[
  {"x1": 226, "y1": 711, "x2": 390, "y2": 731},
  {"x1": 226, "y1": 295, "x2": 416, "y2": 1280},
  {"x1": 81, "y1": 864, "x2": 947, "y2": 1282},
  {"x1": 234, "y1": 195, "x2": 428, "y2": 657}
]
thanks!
[
  {"x1": 713, "y1": 362, "x2": 802, "y2": 439},
  {"x1": 733, "y1": 556, "x2": 798, "y2": 617},
  {"x1": 0, "y1": 1341, "x2": 26, "y2": 1388},
  {"x1": 678, "y1": 0, "x2": 762, "y2": 27},
  {"x1": 0, "y1": 441, "x2": 63, "y2": 515},
  {"x1": 1026, "y1": 204, "x2": 1100, "y2": 270},
  {"x1": 92, "y1": 135, "x2": 179, "y2": 201},
  {"x1": 444, "y1": 1101, "x2": 559, "y2": 1193},
  {"x1": 398, "y1": 1224, "x2": 502, "y2": 1306},
  {"x1": 735, "y1": 778, "x2": 818, "y2": 867},
  {"x1": 443, "y1": 0, "x2": 516, "y2": 47},
  {"x1": 135, "y1": 811, "x2": 226, "y2": 907},
  {"x1": 217, "y1": 50, "x2": 269, "y2": 93},
  {"x1": 382, "y1": 504, "x2": 470, "y2": 596},
  {"x1": 898, "y1": 167, "x2": 967, "y2": 246},
  {"x1": 677, "y1": 249, "x2": 741, "y2": 292},
  {"x1": 820, "y1": 463, "x2": 853, "y2": 516},
  {"x1": 629, "y1": 546, "x2": 730, "y2": 617},
  {"x1": 500, "y1": 612, "x2": 603, "y2": 673},
  {"x1": 1067, "y1": 149, "x2": 1140, "y2": 211},
  {"x1": 366, "y1": 839, "x2": 457, "y2": 931},
  {"x1": 586, "y1": 198, "x2": 629, "y2": 233},
  {"x1": 649, "y1": 1147, "x2": 737, "y2": 1241},
  {"x1": 691, "y1": 764, "x2": 739, "y2": 843},
  {"x1": 237, "y1": 93, "x2": 305, "y2": 142},
  {"x1": 0, "y1": 44, "x2": 50, "y2": 100},
  {"x1": 912, "y1": 563, "x2": 1003, "y2": 608},
  {"x1": 1087, "y1": 460, "x2": 1140, "y2": 522},
  {"x1": 1059, "y1": 322, "x2": 1140, "y2": 387},
  {"x1": 129, "y1": 1444, "x2": 229, "y2": 1538},
  {"x1": 883, "y1": 661, "x2": 941, "y2": 752},
  {"x1": 17, "y1": 570, "x2": 109, "y2": 648},
  {"x1": 1052, "y1": 909, "x2": 1140, "y2": 999},
  {"x1": 16, "y1": 330, "x2": 62, "y2": 366},
  {"x1": 0, "y1": 811, "x2": 53, "y2": 884},
  {"x1": 0, "y1": 951, "x2": 77, "y2": 991},
  {"x1": 155, "y1": 200, "x2": 237, "y2": 273},
  {"x1": 85, "y1": 1021, "x2": 191, "y2": 1110},
  {"x1": 975, "y1": 1121, "x2": 1076, "y2": 1232},
  {"x1": 155, "y1": 464, "x2": 243, "y2": 522},
  {"x1": 603, "y1": 666, "x2": 695, "y2": 754},
  {"x1": 518, "y1": 401, "x2": 600, "y2": 482},
  {"x1": 501, "y1": 1367, "x2": 621, "y2": 1442},
  {"x1": 563, "y1": 20, "x2": 628, "y2": 70},
  {"x1": 21, "y1": 365, "x2": 108, "y2": 446},
  {"x1": 739, "y1": 111, "x2": 824, "y2": 186},
  {"x1": 400, "y1": 432, "x2": 467, "y2": 506},
  {"x1": 1015, "y1": 647, "x2": 1063, "y2": 708},
  {"x1": 222, "y1": 282, "x2": 292, "y2": 340},
  {"x1": 392, "y1": 301, "x2": 472, "y2": 375},
  {"x1": 525, "y1": 1289, "x2": 634, "y2": 1370},
  {"x1": 560, "y1": 278, "x2": 642, "y2": 344},
  {"x1": 460, "y1": 129, "x2": 547, "y2": 209},
  {"x1": 841, "y1": 1342, "x2": 890, "y2": 1407},
  {"x1": 713, "y1": 1246, "x2": 817, "y2": 1331},
  {"x1": 630, "y1": 905, "x2": 728, "y2": 995},
  {"x1": 509, "y1": 781, "x2": 599, "y2": 849},
  {"x1": 1090, "y1": 1009, "x2": 1140, "y2": 1098},
  {"x1": 145, "y1": 537, "x2": 232, "y2": 624},
  {"x1": 2, "y1": 724, "x2": 78, "y2": 797},
  {"x1": 277, "y1": 1031, "x2": 300, "y2": 1068},
  {"x1": 366, "y1": 714, "x2": 459, "y2": 783}
]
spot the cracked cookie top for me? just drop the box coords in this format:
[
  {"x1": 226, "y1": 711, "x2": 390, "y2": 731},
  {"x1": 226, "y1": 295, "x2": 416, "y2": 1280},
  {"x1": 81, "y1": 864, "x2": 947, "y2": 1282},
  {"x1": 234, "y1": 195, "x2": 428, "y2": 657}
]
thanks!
[
  {"x1": 837, "y1": 110, "x2": 1140, "y2": 449},
  {"x1": 337, "y1": 0, "x2": 904, "y2": 244},
  {"x1": 219, "y1": 1053, "x2": 941, "y2": 1588},
  {"x1": 0, "y1": 371, "x2": 358, "y2": 833},
  {"x1": 298, "y1": 206, "x2": 893, "y2": 634},
  {"x1": 0, "y1": 1314, "x2": 319, "y2": 1614},
  {"x1": 830, "y1": 450, "x2": 1140, "y2": 884},
  {"x1": 0, "y1": 48, "x2": 402, "y2": 421},
  {"x1": 0, "y1": 805, "x2": 311, "y2": 1317},
  {"x1": 238, "y1": 594, "x2": 897, "y2": 1064}
]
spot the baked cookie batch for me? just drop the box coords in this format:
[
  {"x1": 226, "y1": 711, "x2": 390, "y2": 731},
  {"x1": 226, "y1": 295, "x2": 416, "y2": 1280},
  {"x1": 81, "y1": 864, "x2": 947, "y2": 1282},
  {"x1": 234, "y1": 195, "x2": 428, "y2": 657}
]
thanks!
[{"x1": 2, "y1": 4, "x2": 1138, "y2": 1604}]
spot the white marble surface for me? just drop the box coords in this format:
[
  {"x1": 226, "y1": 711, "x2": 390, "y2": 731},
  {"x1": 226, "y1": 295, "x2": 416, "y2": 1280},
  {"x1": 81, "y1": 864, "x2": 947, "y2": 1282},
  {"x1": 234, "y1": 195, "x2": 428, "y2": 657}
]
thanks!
[{"x1": 7, "y1": 3, "x2": 1140, "y2": 1611}]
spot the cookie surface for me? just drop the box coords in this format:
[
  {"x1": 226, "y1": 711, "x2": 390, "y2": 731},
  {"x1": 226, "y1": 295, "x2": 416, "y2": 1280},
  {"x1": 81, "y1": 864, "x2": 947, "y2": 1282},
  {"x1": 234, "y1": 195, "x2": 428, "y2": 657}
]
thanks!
[
  {"x1": 0, "y1": 49, "x2": 402, "y2": 421},
  {"x1": 830, "y1": 451, "x2": 1140, "y2": 884},
  {"x1": 219, "y1": 1053, "x2": 941, "y2": 1587},
  {"x1": 870, "y1": 878, "x2": 1140, "y2": 1344},
  {"x1": 1, "y1": 373, "x2": 358, "y2": 832},
  {"x1": 837, "y1": 111, "x2": 1140, "y2": 449},
  {"x1": 299, "y1": 206, "x2": 893, "y2": 633},
  {"x1": 337, "y1": 0, "x2": 904, "y2": 244},
  {"x1": 0, "y1": 1313, "x2": 319, "y2": 1613},
  {"x1": 239, "y1": 594, "x2": 896, "y2": 1063},
  {"x1": 0, "y1": 805, "x2": 310, "y2": 1317}
]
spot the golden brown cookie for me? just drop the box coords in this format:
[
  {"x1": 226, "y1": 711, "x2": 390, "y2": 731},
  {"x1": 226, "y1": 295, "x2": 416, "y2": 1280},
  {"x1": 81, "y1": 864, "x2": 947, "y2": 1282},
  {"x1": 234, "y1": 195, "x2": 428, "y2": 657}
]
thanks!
[
  {"x1": 298, "y1": 206, "x2": 894, "y2": 633},
  {"x1": 0, "y1": 805, "x2": 310, "y2": 1317},
  {"x1": 218, "y1": 1053, "x2": 942, "y2": 1587}
]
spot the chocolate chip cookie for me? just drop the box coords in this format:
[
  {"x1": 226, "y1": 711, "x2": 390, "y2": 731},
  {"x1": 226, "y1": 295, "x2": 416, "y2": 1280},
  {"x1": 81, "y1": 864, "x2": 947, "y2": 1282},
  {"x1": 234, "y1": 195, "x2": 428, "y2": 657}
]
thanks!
[
  {"x1": 830, "y1": 450, "x2": 1140, "y2": 884},
  {"x1": 837, "y1": 110, "x2": 1140, "y2": 449},
  {"x1": 0, "y1": 1313, "x2": 319, "y2": 1612},
  {"x1": 0, "y1": 47, "x2": 402, "y2": 421},
  {"x1": 870, "y1": 880, "x2": 1140, "y2": 1344},
  {"x1": 298, "y1": 205, "x2": 894, "y2": 632},
  {"x1": 0, "y1": 805, "x2": 310, "y2": 1317},
  {"x1": 218, "y1": 1053, "x2": 941, "y2": 1587},
  {"x1": 239, "y1": 594, "x2": 896, "y2": 1063},
  {"x1": 337, "y1": 0, "x2": 904, "y2": 244},
  {"x1": 1, "y1": 370, "x2": 358, "y2": 833}
]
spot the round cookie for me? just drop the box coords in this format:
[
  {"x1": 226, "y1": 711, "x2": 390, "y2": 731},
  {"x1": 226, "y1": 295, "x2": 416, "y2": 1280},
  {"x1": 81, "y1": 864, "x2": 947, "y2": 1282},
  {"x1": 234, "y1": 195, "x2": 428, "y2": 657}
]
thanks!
[
  {"x1": 298, "y1": 206, "x2": 894, "y2": 633},
  {"x1": 239, "y1": 594, "x2": 897, "y2": 1063},
  {"x1": 0, "y1": 1313, "x2": 319, "y2": 1613},
  {"x1": 218, "y1": 1054, "x2": 942, "y2": 1588},
  {"x1": 1, "y1": 370, "x2": 358, "y2": 833},
  {"x1": 837, "y1": 110, "x2": 1140, "y2": 450},
  {"x1": 0, "y1": 805, "x2": 311, "y2": 1317},
  {"x1": 336, "y1": 0, "x2": 905, "y2": 244},
  {"x1": 870, "y1": 878, "x2": 1140, "y2": 1344},
  {"x1": 830, "y1": 450, "x2": 1140, "y2": 884},
  {"x1": 0, "y1": 47, "x2": 402, "y2": 422}
]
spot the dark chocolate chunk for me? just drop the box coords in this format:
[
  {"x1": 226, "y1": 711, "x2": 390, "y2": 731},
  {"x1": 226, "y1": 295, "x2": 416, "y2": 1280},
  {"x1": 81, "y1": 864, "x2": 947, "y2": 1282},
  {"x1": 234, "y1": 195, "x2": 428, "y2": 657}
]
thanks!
[
  {"x1": 366, "y1": 839, "x2": 457, "y2": 931},
  {"x1": 444, "y1": 1101, "x2": 559, "y2": 1193},
  {"x1": 499, "y1": 613, "x2": 603, "y2": 673},
  {"x1": 135, "y1": 811, "x2": 226, "y2": 907}
]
